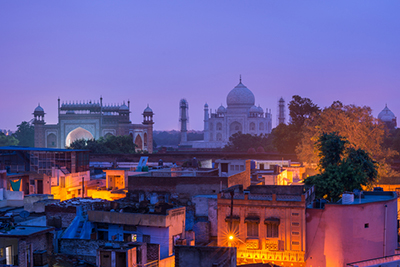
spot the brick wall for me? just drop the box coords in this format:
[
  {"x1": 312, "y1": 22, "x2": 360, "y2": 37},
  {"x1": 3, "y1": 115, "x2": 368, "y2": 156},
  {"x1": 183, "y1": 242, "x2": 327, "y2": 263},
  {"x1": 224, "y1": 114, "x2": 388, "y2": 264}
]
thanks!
[
  {"x1": 227, "y1": 160, "x2": 251, "y2": 189},
  {"x1": 17, "y1": 232, "x2": 53, "y2": 267}
]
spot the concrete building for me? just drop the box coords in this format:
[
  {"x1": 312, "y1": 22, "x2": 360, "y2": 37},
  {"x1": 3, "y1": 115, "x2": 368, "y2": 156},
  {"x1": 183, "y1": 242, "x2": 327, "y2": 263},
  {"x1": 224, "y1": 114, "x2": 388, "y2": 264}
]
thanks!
[
  {"x1": 217, "y1": 184, "x2": 315, "y2": 266},
  {"x1": 306, "y1": 190, "x2": 398, "y2": 267},
  {"x1": 0, "y1": 146, "x2": 89, "y2": 196},
  {"x1": 180, "y1": 79, "x2": 272, "y2": 149},
  {"x1": 0, "y1": 225, "x2": 54, "y2": 267},
  {"x1": 33, "y1": 97, "x2": 154, "y2": 152}
]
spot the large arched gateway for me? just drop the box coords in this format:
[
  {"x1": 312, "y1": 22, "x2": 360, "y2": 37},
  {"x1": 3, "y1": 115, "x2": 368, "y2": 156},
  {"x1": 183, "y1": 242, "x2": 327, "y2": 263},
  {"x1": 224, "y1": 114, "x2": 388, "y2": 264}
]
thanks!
[
  {"x1": 65, "y1": 127, "x2": 94, "y2": 147},
  {"x1": 33, "y1": 97, "x2": 155, "y2": 153}
]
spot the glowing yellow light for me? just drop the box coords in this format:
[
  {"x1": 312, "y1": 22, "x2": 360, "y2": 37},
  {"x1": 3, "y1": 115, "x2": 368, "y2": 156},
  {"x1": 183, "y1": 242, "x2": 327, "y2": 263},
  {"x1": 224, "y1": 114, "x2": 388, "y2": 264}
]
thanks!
[{"x1": 229, "y1": 235, "x2": 234, "y2": 240}]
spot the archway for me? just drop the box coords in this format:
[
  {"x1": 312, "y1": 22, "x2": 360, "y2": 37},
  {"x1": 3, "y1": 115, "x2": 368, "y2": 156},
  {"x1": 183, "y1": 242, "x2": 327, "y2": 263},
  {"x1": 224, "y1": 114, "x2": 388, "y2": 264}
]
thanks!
[
  {"x1": 249, "y1": 122, "x2": 255, "y2": 131},
  {"x1": 135, "y1": 135, "x2": 143, "y2": 150},
  {"x1": 217, "y1": 123, "x2": 222, "y2": 131},
  {"x1": 47, "y1": 133, "x2": 57, "y2": 148},
  {"x1": 216, "y1": 133, "x2": 222, "y2": 141},
  {"x1": 105, "y1": 133, "x2": 114, "y2": 138},
  {"x1": 229, "y1": 121, "x2": 242, "y2": 136},
  {"x1": 65, "y1": 127, "x2": 94, "y2": 147}
]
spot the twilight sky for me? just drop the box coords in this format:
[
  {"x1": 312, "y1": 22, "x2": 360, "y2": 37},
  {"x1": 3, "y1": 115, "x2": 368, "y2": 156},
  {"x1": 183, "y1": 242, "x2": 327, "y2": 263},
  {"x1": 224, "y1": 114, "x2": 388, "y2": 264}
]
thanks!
[{"x1": 1, "y1": 1, "x2": 399, "y2": 131}]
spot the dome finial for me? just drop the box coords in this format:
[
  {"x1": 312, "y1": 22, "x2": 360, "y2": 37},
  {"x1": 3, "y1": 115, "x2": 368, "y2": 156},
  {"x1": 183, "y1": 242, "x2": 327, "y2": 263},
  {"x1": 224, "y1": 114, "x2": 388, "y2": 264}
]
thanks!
[{"x1": 239, "y1": 74, "x2": 242, "y2": 83}]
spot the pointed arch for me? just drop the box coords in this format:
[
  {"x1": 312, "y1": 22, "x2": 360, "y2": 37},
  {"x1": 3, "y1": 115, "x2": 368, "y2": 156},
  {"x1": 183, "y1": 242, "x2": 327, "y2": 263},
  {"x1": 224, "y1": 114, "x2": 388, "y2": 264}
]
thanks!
[
  {"x1": 135, "y1": 135, "x2": 143, "y2": 150},
  {"x1": 65, "y1": 127, "x2": 94, "y2": 147},
  {"x1": 144, "y1": 132, "x2": 148, "y2": 147}
]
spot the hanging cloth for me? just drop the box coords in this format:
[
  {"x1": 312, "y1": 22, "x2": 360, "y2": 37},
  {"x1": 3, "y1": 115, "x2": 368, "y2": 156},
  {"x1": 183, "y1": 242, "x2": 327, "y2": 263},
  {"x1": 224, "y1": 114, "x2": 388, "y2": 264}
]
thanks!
[{"x1": 10, "y1": 179, "x2": 22, "y2": 191}]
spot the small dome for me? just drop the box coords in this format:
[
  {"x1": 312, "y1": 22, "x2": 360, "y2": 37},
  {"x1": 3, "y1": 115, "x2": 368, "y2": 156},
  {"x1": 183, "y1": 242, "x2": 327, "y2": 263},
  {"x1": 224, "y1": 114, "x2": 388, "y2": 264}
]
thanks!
[
  {"x1": 217, "y1": 105, "x2": 226, "y2": 113},
  {"x1": 204, "y1": 103, "x2": 208, "y2": 108},
  {"x1": 143, "y1": 105, "x2": 153, "y2": 113},
  {"x1": 119, "y1": 104, "x2": 129, "y2": 111},
  {"x1": 227, "y1": 82, "x2": 255, "y2": 107},
  {"x1": 249, "y1": 105, "x2": 259, "y2": 113},
  {"x1": 34, "y1": 104, "x2": 44, "y2": 114},
  {"x1": 378, "y1": 105, "x2": 396, "y2": 122},
  {"x1": 257, "y1": 106, "x2": 264, "y2": 113}
]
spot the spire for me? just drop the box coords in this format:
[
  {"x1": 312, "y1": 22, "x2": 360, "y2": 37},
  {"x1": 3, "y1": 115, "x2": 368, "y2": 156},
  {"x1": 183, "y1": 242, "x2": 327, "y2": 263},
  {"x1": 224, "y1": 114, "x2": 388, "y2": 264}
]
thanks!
[{"x1": 239, "y1": 74, "x2": 242, "y2": 83}]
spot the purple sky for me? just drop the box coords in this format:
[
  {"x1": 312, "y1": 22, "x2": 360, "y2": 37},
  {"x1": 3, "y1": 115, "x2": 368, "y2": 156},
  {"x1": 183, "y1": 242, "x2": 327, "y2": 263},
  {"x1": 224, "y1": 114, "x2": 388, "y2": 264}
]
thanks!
[{"x1": 1, "y1": 1, "x2": 399, "y2": 131}]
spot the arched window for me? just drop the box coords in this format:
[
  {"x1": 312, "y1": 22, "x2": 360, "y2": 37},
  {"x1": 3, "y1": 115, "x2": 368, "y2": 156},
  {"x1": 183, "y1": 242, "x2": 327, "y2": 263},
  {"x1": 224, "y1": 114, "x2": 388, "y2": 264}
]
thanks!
[
  {"x1": 65, "y1": 127, "x2": 94, "y2": 147},
  {"x1": 230, "y1": 122, "x2": 242, "y2": 136},
  {"x1": 135, "y1": 135, "x2": 143, "y2": 150},
  {"x1": 217, "y1": 123, "x2": 222, "y2": 131},
  {"x1": 250, "y1": 122, "x2": 255, "y2": 131},
  {"x1": 144, "y1": 133, "x2": 148, "y2": 146},
  {"x1": 259, "y1": 122, "x2": 264, "y2": 131},
  {"x1": 47, "y1": 133, "x2": 57, "y2": 148},
  {"x1": 209, "y1": 123, "x2": 213, "y2": 131},
  {"x1": 216, "y1": 133, "x2": 222, "y2": 141}
]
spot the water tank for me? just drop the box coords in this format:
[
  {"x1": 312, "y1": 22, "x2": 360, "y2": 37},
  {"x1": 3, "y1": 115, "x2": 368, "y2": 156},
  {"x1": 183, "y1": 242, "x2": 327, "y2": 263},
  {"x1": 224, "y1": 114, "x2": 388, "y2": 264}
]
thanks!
[
  {"x1": 150, "y1": 193, "x2": 158, "y2": 204},
  {"x1": 342, "y1": 193, "x2": 354, "y2": 204}
]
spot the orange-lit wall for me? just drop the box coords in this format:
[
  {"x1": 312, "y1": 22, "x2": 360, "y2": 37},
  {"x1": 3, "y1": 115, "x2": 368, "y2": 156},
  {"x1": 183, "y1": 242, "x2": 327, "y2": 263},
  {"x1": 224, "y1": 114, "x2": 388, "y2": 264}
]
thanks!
[{"x1": 306, "y1": 197, "x2": 398, "y2": 267}]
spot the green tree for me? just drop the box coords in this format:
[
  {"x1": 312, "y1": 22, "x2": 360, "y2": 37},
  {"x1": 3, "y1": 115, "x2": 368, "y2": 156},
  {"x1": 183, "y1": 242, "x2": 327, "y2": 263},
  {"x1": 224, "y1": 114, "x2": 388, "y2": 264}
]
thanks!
[
  {"x1": 0, "y1": 132, "x2": 19, "y2": 146},
  {"x1": 223, "y1": 132, "x2": 274, "y2": 152},
  {"x1": 13, "y1": 121, "x2": 34, "y2": 147},
  {"x1": 272, "y1": 95, "x2": 320, "y2": 154},
  {"x1": 304, "y1": 132, "x2": 378, "y2": 201},
  {"x1": 69, "y1": 135, "x2": 137, "y2": 154},
  {"x1": 297, "y1": 102, "x2": 397, "y2": 178}
]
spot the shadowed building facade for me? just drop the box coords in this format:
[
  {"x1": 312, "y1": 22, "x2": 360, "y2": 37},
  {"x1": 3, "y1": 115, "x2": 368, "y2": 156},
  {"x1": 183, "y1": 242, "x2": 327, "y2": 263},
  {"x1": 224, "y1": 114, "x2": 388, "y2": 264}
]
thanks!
[{"x1": 33, "y1": 97, "x2": 154, "y2": 153}]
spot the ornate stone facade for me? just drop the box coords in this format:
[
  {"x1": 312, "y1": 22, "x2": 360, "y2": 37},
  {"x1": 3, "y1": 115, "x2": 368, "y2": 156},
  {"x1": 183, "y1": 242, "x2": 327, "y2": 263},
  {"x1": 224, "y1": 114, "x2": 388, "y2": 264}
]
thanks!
[
  {"x1": 180, "y1": 79, "x2": 272, "y2": 148},
  {"x1": 33, "y1": 98, "x2": 154, "y2": 153}
]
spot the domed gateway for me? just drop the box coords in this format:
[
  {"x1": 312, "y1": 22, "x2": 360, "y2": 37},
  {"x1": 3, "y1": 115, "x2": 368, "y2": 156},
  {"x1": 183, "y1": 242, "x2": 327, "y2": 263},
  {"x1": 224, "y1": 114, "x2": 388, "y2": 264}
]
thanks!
[
  {"x1": 32, "y1": 98, "x2": 154, "y2": 153},
  {"x1": 179, "y1": 78, "x2": 272, "y2": 148}
]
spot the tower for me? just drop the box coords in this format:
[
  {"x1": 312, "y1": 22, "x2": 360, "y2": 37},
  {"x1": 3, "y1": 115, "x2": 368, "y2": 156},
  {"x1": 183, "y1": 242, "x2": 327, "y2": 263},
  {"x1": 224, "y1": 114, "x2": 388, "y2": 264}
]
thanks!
[
  {"x1": 179, "y1": 99, "x2": 189, "y2": 144},
  {"x1": 33, "y1": 104, "x2": 46, "y2": 147},
  {"x1": 204, "y1": 103, "x2": 209, "y2": 142},
  {"x1": 278, "y1": 97, "x2": 285, "y2": 125},
  {"x1": 142, "y1": 105, "x2": 154, "y2": 153}
]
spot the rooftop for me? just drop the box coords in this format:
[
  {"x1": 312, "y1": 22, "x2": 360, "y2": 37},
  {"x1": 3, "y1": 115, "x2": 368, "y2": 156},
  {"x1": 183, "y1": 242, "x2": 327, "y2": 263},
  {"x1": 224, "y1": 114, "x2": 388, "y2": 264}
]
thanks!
[
  {"x1": 0, "y1": 146, "x2": 89, "y2": 152},
  {"x1": 0, "y1": 225, "x2": 54, "y2": 237}
]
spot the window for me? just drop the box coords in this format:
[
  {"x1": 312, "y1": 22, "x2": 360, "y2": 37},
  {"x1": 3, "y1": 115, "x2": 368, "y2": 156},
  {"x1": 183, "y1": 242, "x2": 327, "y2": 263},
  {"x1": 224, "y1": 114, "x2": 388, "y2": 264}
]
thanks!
[
  {"x1": 230, "y1": 165, "x2": 234, "y2": 171},
  {"x1": 240, "y1": 165, "x2": 244, "y2": 171},
  {"x1": 98, "y1": 231, "x2": 108, "y2": 240},
  {"x1": 217, "y1": 123, "x2": 222, "y2": 131},
  {"x1": 292, "y1": 241, "x2": 300, "y2": 245},
  {"x1": 266, "y1": 223, "x2": 279, "y2": 238},
  {"x1": 235, "y1": 165, "x2": 239, "y2": 171},
  {"x1": 260, "y1": 164, "x2": 264, "y2": 170},
  {"x1": 292, "y1": 212, "x2": 299, "y2": 216},
  {"x1": 365, "y1": 223, "x2": 369, "y2": 228},
  {"x1": 247, "y1": 222, "x2": 259, "y2": 238},
  {"x1": 123, "y1": 225, "x2": 137, "y2": 231},
  {"x1": 292, "y1": 231, "x2": 299, "y2": 235},
  {"x1": 292, "y1": 222, "x2": 300, "y2": 226},
  {"x1": 124, "y1": 233, "x2": 137, "y2": 242}
]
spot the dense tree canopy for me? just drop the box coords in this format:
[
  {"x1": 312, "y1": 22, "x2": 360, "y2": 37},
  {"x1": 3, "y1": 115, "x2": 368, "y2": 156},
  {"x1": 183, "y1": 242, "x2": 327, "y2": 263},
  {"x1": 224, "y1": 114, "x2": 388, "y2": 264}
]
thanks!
[
  {"x1": 297, "y1": 101, "x2": 396, "y2": 177},
  {"x1": 13, "y1": 121, "x2": 34, "y2": 147},
  {"x1": 304, "y1": 132, "x2": 378, "y2": 201},
  {"x1": 223, "y1": 132, "x2": 274, "y2": 152},
  {"x1": 0, "y1": 132, "x2": 19, "y2": 146},
  {"x1": 272, "y1": 95, "x2": 320, "y2": 154},
  {"x1": 153, "y1": 130, "x2": 204, "y2": 147},
  {"x1": 69, "y1": 135, "x2": 137, "y2": 154}
]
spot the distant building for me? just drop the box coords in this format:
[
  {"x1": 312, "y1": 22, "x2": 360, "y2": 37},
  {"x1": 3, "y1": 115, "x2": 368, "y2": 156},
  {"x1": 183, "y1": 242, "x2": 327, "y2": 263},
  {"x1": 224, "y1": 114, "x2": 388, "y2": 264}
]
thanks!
[
  {"x1": 378, "y1": 104, "x2": 397, "y2": 129},
  {"x1": 33, "y1": 97, "x2": 154, "y2": 152},
  {"x1": 180, "y1": 79, "x2": 272, "y2": 149}
]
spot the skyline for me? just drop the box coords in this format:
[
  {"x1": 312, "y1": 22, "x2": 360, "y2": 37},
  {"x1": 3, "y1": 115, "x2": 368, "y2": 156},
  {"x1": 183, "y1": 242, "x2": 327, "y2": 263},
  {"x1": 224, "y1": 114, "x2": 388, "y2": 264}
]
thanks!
[{"x1": 1, "y1": 1, "x2": 399, "y2": 131}]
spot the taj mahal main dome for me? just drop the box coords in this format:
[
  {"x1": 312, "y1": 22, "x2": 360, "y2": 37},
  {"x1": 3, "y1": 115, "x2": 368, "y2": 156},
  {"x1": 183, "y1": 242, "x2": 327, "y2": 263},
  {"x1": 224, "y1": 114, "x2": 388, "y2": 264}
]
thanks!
[{"x1": 226, "y1": 81, "x2": 255, "y2": 107}]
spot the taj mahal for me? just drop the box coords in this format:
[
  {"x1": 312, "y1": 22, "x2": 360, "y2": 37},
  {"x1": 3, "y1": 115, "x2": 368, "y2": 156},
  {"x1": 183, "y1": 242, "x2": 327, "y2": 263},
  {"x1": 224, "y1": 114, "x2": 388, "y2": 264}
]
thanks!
[
  {"x1": 33, "y1": 97, "x2": 154, "y2": 153},
  {"x1": 180, "y1": 79, "x2": 272, "y2": 149}
]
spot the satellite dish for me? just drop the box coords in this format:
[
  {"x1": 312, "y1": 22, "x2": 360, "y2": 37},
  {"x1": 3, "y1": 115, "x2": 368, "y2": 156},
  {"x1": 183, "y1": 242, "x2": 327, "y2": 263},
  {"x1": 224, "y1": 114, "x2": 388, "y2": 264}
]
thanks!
[{"x1": 19, "y1": 210, "x2": 30, "y2": 219}]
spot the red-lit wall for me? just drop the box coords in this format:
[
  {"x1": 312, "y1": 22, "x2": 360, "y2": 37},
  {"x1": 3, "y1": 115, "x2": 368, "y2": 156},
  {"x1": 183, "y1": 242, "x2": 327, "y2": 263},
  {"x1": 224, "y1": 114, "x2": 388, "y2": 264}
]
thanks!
[{"x1": 306, "y1": 197, "x2": 397, "y2": 267}]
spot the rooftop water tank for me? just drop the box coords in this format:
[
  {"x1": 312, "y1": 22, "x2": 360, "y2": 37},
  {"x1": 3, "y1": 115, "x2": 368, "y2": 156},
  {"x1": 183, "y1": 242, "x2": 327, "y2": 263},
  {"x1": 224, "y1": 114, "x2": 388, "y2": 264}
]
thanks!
[{"x1": 342, "y1": 193, "x2": 354, "y2": 204}]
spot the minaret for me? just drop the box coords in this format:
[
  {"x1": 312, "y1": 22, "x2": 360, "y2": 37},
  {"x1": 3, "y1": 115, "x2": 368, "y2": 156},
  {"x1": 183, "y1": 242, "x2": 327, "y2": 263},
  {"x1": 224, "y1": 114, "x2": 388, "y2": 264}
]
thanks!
[
  {"x1": 33, "y1": 104, "x2": 46, "y2": 147},
  {"x1": 179, "y1": 99, "x2": 189, "y2": 144},
  {"x1": 204, "y1": 103, "x2": 209, "y2": 142},
  {"x1": 278, "y1": 97, "x2": 285, "y2": 125}
]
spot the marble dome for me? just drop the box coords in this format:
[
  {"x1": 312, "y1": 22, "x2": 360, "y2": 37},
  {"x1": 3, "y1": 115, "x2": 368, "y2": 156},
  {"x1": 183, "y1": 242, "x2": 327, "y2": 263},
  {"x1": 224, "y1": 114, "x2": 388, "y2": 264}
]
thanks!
[
  {"x1": 226, "y1": 82, "x2": 255, "y2": 107},
  {"x1": 217, "y1": 105, "x2": 226, "y2": 113},
  {"x1": 378, "y1": 105, "x2": 395, "y2": 122},
  {"x1": 143, "y1": 105, "x2": 153, "y2": 113}
]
